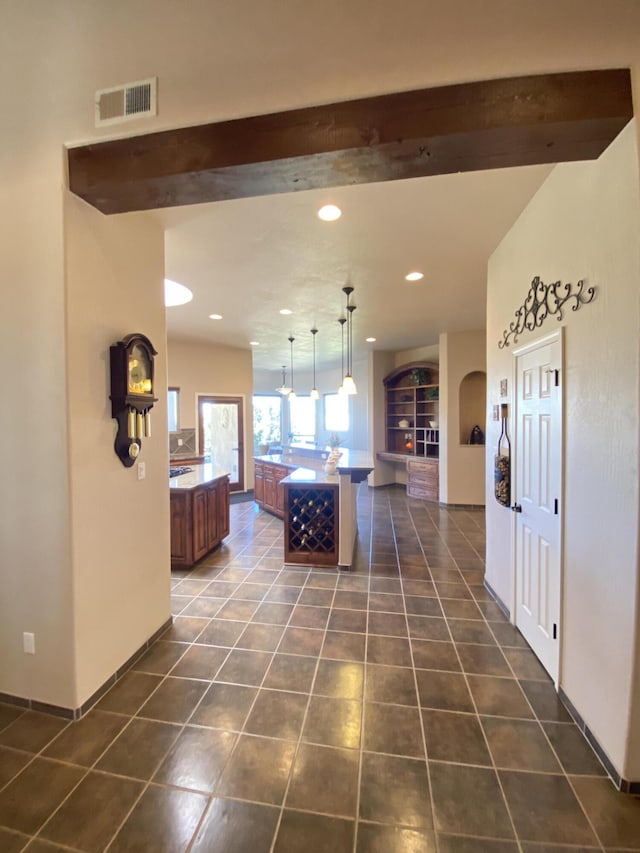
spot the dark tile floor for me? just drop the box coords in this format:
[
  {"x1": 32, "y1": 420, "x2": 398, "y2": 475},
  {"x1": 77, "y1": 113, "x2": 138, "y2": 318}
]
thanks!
[{"x1": 1, "y1": 485, "x2": 640, "y2": 852}]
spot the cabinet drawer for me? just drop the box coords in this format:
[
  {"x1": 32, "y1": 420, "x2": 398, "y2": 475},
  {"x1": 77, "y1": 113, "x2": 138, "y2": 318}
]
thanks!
[
  {"x1": 407, "y1": 460, "x2": 438, "y2": 480},
  {"x1": 407, "y1": 481, "x2": 438, "y2": 501}
]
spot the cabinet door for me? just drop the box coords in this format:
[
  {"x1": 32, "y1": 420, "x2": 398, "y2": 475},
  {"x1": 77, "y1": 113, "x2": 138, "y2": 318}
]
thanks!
[
  {"x1": 192, "y1": 488, "x2": 208, "y2": 560},
  {"x1": 205, "y1": 483, "x2": 219, "y2": 550},
  {"x1": 170, "y1": 492, "x2": 191, "y2": 564},
  {"x1": 254, "y1": 463, "x2": 265, "y2": 504},
  {"x1": 264, "y1": 472, "x2": 276, "y2": 510},
  {"x1": 274, "y1": 465, "x2": 288, "y2": 516},
  {"x1": 218, "y1": 477, "x2": 230, "y2": 539}
]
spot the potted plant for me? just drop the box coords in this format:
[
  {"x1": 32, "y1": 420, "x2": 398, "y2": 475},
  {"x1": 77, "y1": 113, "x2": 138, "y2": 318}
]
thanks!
[{"x1": 325, "y1": 433, "x2": 343, "y2": 473}]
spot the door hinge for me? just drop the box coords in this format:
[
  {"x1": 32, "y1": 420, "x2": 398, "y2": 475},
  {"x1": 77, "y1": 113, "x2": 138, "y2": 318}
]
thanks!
[
  {"x1": 554, "y1": 498, "x2": 559, "y2": 515},
  {"x1": 553, "y1": 623, "x2": 558, "y2": 640}
]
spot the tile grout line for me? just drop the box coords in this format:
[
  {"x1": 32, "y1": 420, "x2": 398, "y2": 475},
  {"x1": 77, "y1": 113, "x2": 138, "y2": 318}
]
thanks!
[
  {"x1": 404, "y1": 493, "x2": 525, "y2": 851},
  {"x1": 350, "y1": 482, "x2": 375, "y2": 853},
  {"x1": 267, "y1": 547, "x2": 343, "y2": 853},
  {"x1": 390, "y1": 489, "x2": 441, "y2": 853}
]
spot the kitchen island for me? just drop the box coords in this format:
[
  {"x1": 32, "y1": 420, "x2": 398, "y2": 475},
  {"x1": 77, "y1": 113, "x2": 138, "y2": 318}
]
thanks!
[
  {"x1": 254, "y1": 448, "x2": 373, "y2": 570},
  {"x1": 169, "y1": 463, "x2": 230, "y2": 569}
]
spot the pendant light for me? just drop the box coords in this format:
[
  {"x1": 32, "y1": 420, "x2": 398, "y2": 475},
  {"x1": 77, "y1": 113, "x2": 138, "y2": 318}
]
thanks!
[
  {"x1": 287, "y1": 335, "x2": 296, "y2": 399},
  {"x1": 276, "y1": 364, "x2": 291, "y2": 396},
  {"x1": 310, "y1": 328, "x2": 320, "y2": 400},
  {"x1": 337, "y1": 317, "x2": 346, "y2": 395},
  {"x1": 342, "y1": 285, "x2": 357, "y2": 395}
]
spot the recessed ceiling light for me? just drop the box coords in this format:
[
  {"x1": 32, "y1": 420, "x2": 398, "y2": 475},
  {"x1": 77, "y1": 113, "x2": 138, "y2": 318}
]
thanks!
[
  {"x1": 366, "y1": 337, "x2": 377, "y2": 343},
  {"x1": 164, "y1": 278, "x2": 193, "y2": 307},
  {"x1": 279, "y1": 308, "x2": 292, "y2": 315},
  {"x1": 405, "y1": 271, "x2": 424, "y2": 282},
  {"x1": 249, "y1": 341, "x2": 260, "y2": 346},
  {"x1": 317, "y1": 204, "x2": 342, "y2": 221},
  {"x1": 208, "y1": 313, "x2": 223, "y2": 320}
]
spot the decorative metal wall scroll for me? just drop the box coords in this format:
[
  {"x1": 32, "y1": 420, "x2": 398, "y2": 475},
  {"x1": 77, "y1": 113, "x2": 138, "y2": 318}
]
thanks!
[{"x1": 498, "y1": 276, "x2": 595, "y2": 349}]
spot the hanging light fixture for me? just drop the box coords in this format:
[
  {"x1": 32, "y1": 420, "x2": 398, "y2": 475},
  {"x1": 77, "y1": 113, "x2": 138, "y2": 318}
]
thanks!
[
  {"x1": 337, "y1": 317, "x2": 346, "y2": 395},
  {"x1": 275, "y1": 364, "x2": 291, "y2": 396},
  {"x1": 310, "y1": 328, "x2": 320, "y2": 400},
  {"x1": 287, "y1": 335, "x2": 296, "y2": 399},
  {"x1": 342, "y1": 284, "x2": 357, "y2": 395}
]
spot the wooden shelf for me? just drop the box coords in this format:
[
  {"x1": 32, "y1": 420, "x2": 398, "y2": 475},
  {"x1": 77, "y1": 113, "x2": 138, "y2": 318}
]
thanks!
[{"x1": 383, "y1": 361, "x2": 440, "y2": 498}]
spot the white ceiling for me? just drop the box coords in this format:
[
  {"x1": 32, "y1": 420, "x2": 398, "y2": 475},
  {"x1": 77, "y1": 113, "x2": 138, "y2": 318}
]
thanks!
[{"x1": 158, "y1": 163, "x2": 553, "y2": 374}]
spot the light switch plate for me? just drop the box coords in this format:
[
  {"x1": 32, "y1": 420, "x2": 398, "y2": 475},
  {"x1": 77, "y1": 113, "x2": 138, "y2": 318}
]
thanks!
[{"x1": 137, "y1": 462, "x2": 146, "y2": 480}]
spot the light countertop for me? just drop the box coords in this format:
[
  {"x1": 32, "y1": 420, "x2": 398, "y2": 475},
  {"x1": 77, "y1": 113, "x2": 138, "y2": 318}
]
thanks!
[
  {"x1": 280, "y1": 466, "x2": 340, "y2": 486},
  {"x1": 254, "y1": 448, "x2": 373, "y2": 475},
  {"x1": 169, "y1": 463, "x2": 230, "y2": 490}
]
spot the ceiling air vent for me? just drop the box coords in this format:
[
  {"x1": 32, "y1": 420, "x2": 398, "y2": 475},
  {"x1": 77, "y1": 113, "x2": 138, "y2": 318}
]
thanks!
[{"x1": 95, "y1": 77, "x2": 157, "y2": 127}]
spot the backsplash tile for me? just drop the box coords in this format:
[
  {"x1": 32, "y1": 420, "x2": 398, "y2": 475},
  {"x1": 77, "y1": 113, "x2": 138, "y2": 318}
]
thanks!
[{"x1": 169, "y1": 428, "x2": 196, "y2": 456}]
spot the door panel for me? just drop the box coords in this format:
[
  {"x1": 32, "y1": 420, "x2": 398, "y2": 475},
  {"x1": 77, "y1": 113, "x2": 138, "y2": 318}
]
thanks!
[
  {"x1": 197, "y1": 396, "x2": 244, "y2": 492},
  {"x1": 515, "y1": 335, "x2": 562, "y2": 682}
]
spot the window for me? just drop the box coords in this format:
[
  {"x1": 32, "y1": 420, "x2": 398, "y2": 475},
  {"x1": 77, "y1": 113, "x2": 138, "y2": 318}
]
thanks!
[
  {"x1": 324, "y1": 392, "x2": 349, "y2": 433},
  {"x1": 253, "y1": 395, "x2": 282, "y2": 450},
  {"x1": 289, "y1": 395, "x2": 316, "y2": 444},
  {"x1": 168, "y1": 387, "x2": 180, "y2": 432}
]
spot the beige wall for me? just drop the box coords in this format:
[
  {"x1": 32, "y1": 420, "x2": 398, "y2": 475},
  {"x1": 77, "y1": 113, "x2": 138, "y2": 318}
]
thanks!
[
  {"x1": 65, "y1": 196, "x2": 170, "y2": 706},
  {"x1": 486, "y1": 121, "x2": 640, "y2": 779},
  {"x1": 394, "y1": 344, "x2": 439, "y2": 367},
  {"x1": 439, "y1": 330, "x2": 486, "y2": 505},
  {"x1": 369, "y1": 351, "x2": 397, "y2": 486},
  {"x1": 0, "y1": 131, "x2": 75, "y2": 707},
  {"x1": 168, "y1": 338, "x2": 254, "y2": 487}
]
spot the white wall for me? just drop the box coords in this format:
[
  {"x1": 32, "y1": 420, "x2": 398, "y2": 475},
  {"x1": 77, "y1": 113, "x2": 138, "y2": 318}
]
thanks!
[
  {"x1": 66, "y1": 196, "x2": 170, "y2": 706},
  {"x1": 486, "y1": 122, "x2": 640, "y2": 779},
  {"x1": 439, "y1": 330, "x2": 486, "y2": 505}
]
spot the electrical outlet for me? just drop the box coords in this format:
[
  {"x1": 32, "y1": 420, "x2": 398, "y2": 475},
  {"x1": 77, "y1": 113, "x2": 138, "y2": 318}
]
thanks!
[
  {"x1": 23, "y1": 632, "x2": 35, "y2": 654},
  {"x1": 137, "y1": 461, "x2": 146, "y2": 480}
]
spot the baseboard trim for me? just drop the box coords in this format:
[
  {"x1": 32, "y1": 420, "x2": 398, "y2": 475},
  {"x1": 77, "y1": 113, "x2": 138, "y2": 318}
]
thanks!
[
  {"x1": 483, "y1": 579, "x2": 511, "y2": 619},
  {"x1": 0, "y1": 616, "x2": 173, "y2": 721},
  {"x1": 438, "y1": 502, "x2": 486, "y2": 510},
  {"x1": 558, "y1": 686, "x2": 639, "y2": 793}
]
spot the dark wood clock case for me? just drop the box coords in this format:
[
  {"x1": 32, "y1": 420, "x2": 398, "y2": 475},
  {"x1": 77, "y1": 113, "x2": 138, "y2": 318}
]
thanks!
[{"x1": 109, "y1": 332, "x2": 158, "y2": 467}]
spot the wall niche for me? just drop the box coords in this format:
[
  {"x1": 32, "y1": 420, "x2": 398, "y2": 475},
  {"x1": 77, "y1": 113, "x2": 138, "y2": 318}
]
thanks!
[{"x1": 459, "y1": 370, "x2": 486, "y2": 445}]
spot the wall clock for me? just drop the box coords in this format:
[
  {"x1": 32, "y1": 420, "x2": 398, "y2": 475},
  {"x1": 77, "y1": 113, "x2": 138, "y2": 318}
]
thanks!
[{"x1": 110, "y1": 333, "x2": 158, "y2": 467}]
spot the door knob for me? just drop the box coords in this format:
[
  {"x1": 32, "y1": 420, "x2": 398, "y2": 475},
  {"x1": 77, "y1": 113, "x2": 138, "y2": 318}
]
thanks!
[{"x1": 511, "y1": 503, "x2": 522, "y2": 513}]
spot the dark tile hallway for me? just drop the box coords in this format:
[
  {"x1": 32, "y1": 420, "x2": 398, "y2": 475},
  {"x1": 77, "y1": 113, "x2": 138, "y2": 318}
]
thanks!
[{"x1": 1, "y1": 486, "x2": 639, "y2": 851}]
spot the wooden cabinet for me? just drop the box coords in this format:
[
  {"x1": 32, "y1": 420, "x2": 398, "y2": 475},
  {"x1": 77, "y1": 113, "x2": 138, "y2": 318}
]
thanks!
[
  {"x1": 407, "y1": 458, "x2": 439, "y2": 501},
  {"x1": 384, "y1": 362, "x2": 440, "y2": 459},
  {"x1": 170, "y1": 475, "x2": 230, "y2": 569},
  {"x1": 383, "y1": 361, "x2": 440, "y2": 501},
  {"x1": 254, "y1": 461, "x2": 290, "y2": 518},
  {"x1": 254, "y1": 462, "x2": 265, "y2": 503}
]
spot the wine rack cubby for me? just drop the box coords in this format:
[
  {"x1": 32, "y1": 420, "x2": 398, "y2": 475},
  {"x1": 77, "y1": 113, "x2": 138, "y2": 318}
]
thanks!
[{"x1": 284, "y1": 484, "x2": 339, "y2": 567}]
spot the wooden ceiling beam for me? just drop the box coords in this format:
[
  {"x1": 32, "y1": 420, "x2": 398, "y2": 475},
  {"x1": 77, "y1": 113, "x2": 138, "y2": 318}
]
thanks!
[{"x1": 68, "y1": 69, "x2": 633, "y2": 215}]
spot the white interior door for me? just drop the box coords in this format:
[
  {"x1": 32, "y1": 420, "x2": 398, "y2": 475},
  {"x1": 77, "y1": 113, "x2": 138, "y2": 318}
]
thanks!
[{"x1": 514, "y1": 332, "x2": 562, "y2": 682}]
